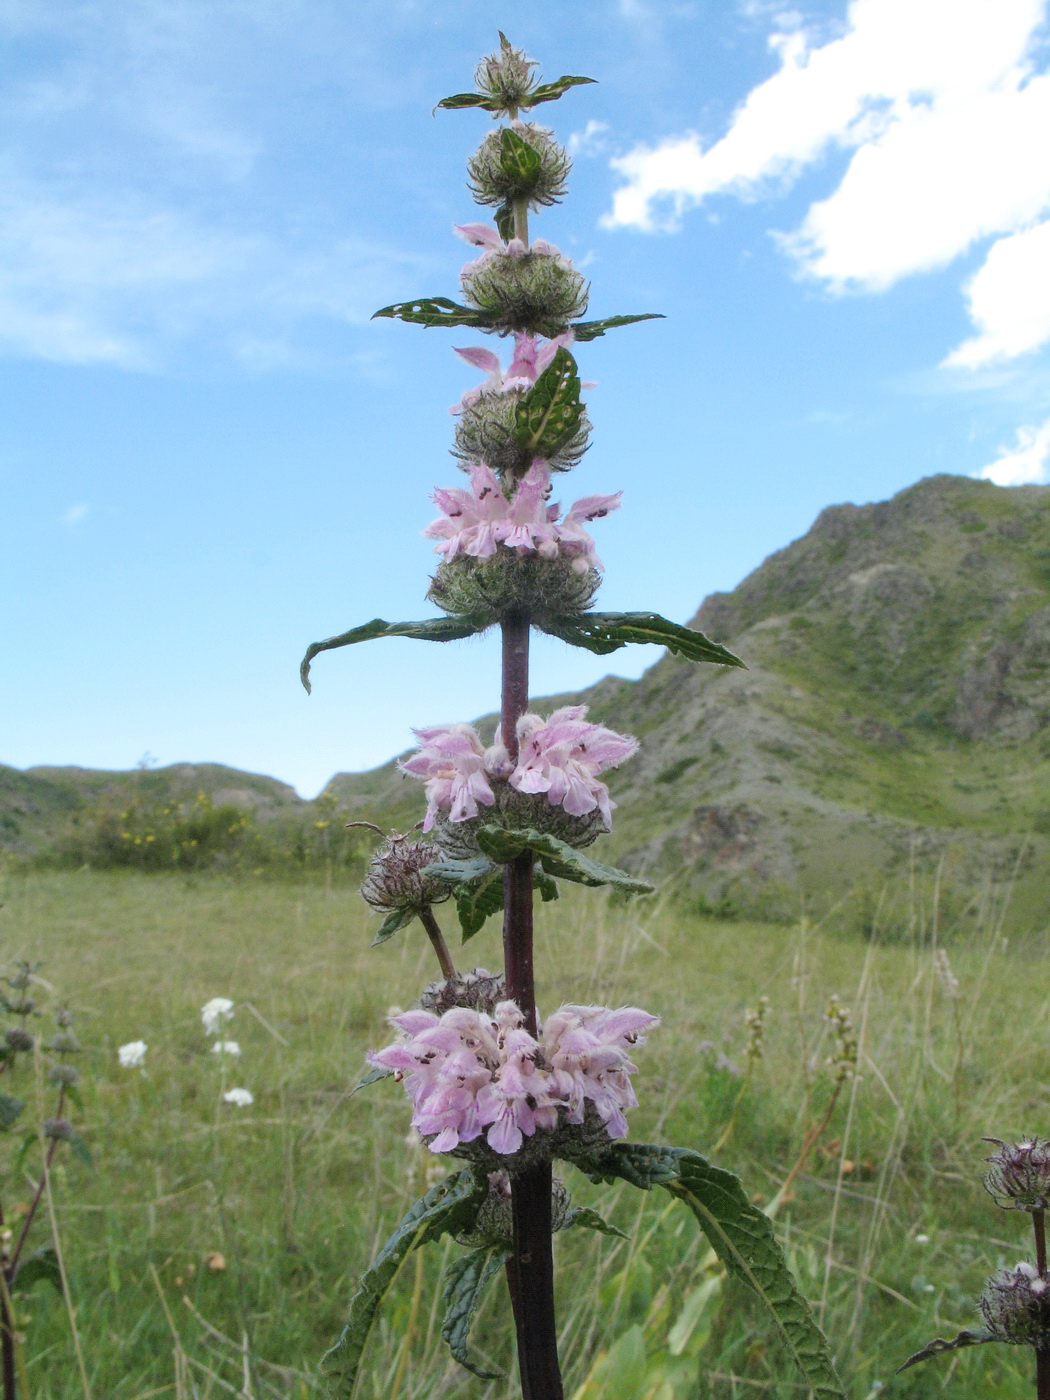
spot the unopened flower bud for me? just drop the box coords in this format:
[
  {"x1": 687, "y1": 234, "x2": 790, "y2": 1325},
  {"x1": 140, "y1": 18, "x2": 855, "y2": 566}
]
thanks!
[
  {"x1": 984, "y1": 1137, "x2": 1050, "y2": 1211},
  {"x1": 54, "y1": 1007, "x2": 75, "y2": 1029},
  {"x1": 42, "y1": 1118, "x2": 73, "y2": 1142},
  {"x1": 48, "y1": 1032, "x2": 80, "y2": 1055},
  {"x1": 453, "y1": 389, "x2": 591, "y2": 478},
  {"x1": 5, "y1": 999, "x2": 34, "y2": 1018},
  {"x1": 474, "y1": 35, "x2": 539, "y2": 113},
  {"x1": 468, "y1": 123, "x2": 570, "y2": 211},
  {"x1": 419, "y1": 969, "x2": 507, "y2": 1016},
  {"x1": 461, "y1": 249, "x2": 588, "y2": 339},
  {"x1": 979, "y1": 1263, "x2": 1050, "y2": 1346},
  {"x1": 428, "y1": 554, "x2": 600, "y2": 628},
  {"x1": 4, "y1": 1028, "x2": 34, "y2": 1054},
  {"x1": 48, "y1": 1064, "x2": 79, "y2": 1087},
  {"x1": 359, "y1": 834, "x2": 451, "y2": 914}
]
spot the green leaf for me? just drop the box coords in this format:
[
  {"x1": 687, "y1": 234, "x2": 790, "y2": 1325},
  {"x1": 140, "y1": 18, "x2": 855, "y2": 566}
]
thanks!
[
  {"x1": 590, "y1": 1145, "x2": 845, "y2": 1400},
  {"x1": 64, "y1": 1084, "x2": 84, "y2": 1113},
  {"x1": 300, "y1": 614, "x2": 488, "y2": 692},
  {"x1": 526, "y1": 75, "x2": 597, "y2": 107},
  {"x1": 323, "y1": 1170, "x2": 486, "y2": 1396},
  {"x1": 494, "y1": 200, "x2": 516, "y2": 242},
  {"x1": 896, "y1": 1329, "x2": 996, "y2": 1373},
  {"x1": 562, "y1": 1206, "x2": 628, "y2": 1240},
  {"x1": 435, "y1": 92, "x2": 502, "y2": 112},
  {"x1": 372, "y1": 296, "x2": 495, "y2": 330},
  {"x1": 12, "y1": 1246, "x2": 61, "y2": 1294},
  {"x1": 350, "y1": 1062, "x2": 394, "y2": 1097},
  {"x1": 573, "y1": 313, "x2": 665, "y2": 341},
  {"x1": 372, "y1": 906, "x2": 415, "y2": 948},
  {"x1": 539, "y1": 611, "x2": 745, "y2": 667},
  {"x1": 475, "y1": 826, "x2": 654, "y2": 896},
  {"x1": 424, "y1": 856, "x2": 558, "y2": 939},
  {"x1": 0, "y1": 1093, "x2": 25, "y2": 1131},
  {"x1": 499, "y1": 127, "x2": 541, "y2": 185},
  {"x1": 440, "y1": 1246, "x2": 507, "y2": 1379},
  {"x1": 68, "y1": 1133, "x2": 93, "y2": 1169},
  {"x1": 514, "y1": 347, "x2": 584, "y2": 458}
]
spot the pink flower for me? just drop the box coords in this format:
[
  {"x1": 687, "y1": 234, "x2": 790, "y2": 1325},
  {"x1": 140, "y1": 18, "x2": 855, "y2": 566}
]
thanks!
[
  {"x1": 423, "y1": 460, "x2": 620, "y2": 573},
  {"x1": 398, "y1": 722, "x2": 497, "y2": 831},
  {"x1": 451, "y1": 330, "x2": 580, "y2": 413},
  {"x1": 369, "y1": 998, "x2": 656, "y2": 1156},
  {"x1": 510, "y1": 705, "x2": 638, "y2": 826}
]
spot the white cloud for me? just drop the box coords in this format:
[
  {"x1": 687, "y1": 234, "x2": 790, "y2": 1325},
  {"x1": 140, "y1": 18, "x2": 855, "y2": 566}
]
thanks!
[
  {"x1": 944, "y1": 219, "x2": 1050, "y2": 368},
  {"x1": 0, "y1": 173, "x2": 425, "y2": 369},
  {"x1": 568, "y1": 121, "x2": 610, "y2": 158},
  {"x1": 62, "y1": 502, "x2": 89, "y2": 525},
  {"x1": 604, "y1": 0, "x2": 1050, "y2": 352},
  {"x1": 975, "y1": 419, "x2": 1050, "y2": 484}
]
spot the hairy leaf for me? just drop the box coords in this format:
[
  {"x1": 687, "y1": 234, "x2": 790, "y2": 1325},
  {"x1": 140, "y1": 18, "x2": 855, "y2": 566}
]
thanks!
[
  {"x1": 475, "y1": 826, "x2": 653, "y2": 895},
  {"x1": 527, "y1": 75, "x2": 597, "y2": 106},
  {"x1": 499, "y1": 126, "x2": 541, "y2": 184},
  {"x1": 372, "y1": 906, "x2": 415, "y2": 947},
  {"x1": 12, "y1": 1247, "x2": 61, "y2": 1294},
  {"x1": 563, "y1": 1206, "x2": 629, "y2": 1239},
  {"x1": 573, "y1": 313, "x2": 664, "y2": 341},
  {"x1": 300, "y1": 614, "x2": 488, "y2": 692},
  {"x1": 350, "y1": 1062, "x2": 394, "y2": 1097},
  {"x1": 424, "y1": 856, "x2": 559, "y2": 939},
  {"x1": 372, "y1": 296, "x2": 496, "y2": 329},
  {"x1": 896, "y1": 1329, "x2": 995, "y2": 1373},
  {"x1": 435, "y1": 92, "x2": 502, "y2": 112},
  {"x1": 540, "y1": 611, "x2": 745, "y2": 667},
  {"x1": 590, "y1": 1145, "x2": 845, "y2": 1399},
  {"x1": 514, "y1": 347, "x2": 584, "y2": 458},
  {"x1": 0, "y1": 1093, "x2": 25, "y2": 1131},
  {"x1": 440, "y1": 1246, "x2": 507, "y2": 1379},
  {"x1": 323, "y1": 1170, "x2": 486, "y2": 1396}
]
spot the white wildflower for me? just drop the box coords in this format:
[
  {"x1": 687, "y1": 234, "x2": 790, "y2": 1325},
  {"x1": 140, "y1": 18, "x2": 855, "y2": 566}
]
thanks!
[
  {"x1": 211, "y1": 1040, "x2": 241, "y2": 1057},
  {"x1": 201, "y1": 997, "x2": 235, "y2": 1036},
  {"x1": 222, "y1": 1087, "x2": 253, "y2": 1107},
  {"x1": 117, "y1": 1040, "x2": 148, "y2": 1069}
]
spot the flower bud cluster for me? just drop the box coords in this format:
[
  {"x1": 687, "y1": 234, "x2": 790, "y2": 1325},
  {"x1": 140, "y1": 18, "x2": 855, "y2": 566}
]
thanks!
[
  {"x1": 419, "y1": 969, "x2": 506, "y2": 1016},
  {"x1": 468, "y1": 122, "x2": 570, "y2": 211},
  {"x1": 399, "y1": 706, "x2": 637, "y2": 836},
  {"x1": 460, "y1": 1169, "x2": 571, "y2": 1247},
  {"x1": 460, "y1": 233, "x2": 588, "y2": 339},
  {"x1": 369, "y1": 999, "x2": 657, "y2": 1158},
  {"x1": 473, "y1": 35, "x2": 540, "y2": 114},
  {"x1": 983, "y1": 1137, "x2": 1050, "y2": 1212},
  {"x1": 825, "y1": 995, "x2": 858, "y2": 1084},
  {"x1": 979, "y1": 1262, "x2": 1050, "y2": 1346},
  {"x1": 744, "y1": 996, "x2": 769, "y2": 1065},
  {"x1": 429, "y1": 553, "x2": 600, "y2": 628},
  {"x1": 359, "y1": 832, "x2": 452, "y2": 915}
]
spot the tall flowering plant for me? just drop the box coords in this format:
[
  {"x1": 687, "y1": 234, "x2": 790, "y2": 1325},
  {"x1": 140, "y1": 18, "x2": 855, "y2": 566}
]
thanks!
[{"x1": 303, "y1": 36, "x2": 844, "y2": 1400}]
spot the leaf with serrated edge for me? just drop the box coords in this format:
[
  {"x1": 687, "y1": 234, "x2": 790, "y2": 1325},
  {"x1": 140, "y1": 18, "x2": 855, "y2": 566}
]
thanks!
[
  {"x1": 440, "y1": 1246, "x2": 507, "y2": 1379},
  {"x1": 588, "y1": 1145, "x2": 844, "y2": 1399},
  {"x1": 372, "y1": 297, "x2": 495, "y2": 330},
  {"x1": 540, "y1": 612, "x2": 745, "y2": 668},
  {"x1": 526, "y1": 75, "x2": 596, "y2": 106},
  {"x1": 372, "y1": 906, "x2": 415, "y2": 947},
  {"x1": 323, "y1": 1170, "x2": 486, "y2": 1396},
  {"x1": 300, "y1": 614, "x2": 488, "y2": 692},
  {"x1": 515, "y1": 347, "x2": 583, "y2": 457},
  {"x1": 350, "y1": 1062, "x2": 394, "y2": 1097},
  {"x1": 475, "y1": 826, "x2": 653, "y2": 895},
  {"x1": 436, "y1": 92, "x2": 501, "y2": 111},
  {"x1": 896, "y1": 1329, "x2": 995, "y2": 1373},
  {"x1": 563, "y1": 1206, "x2": 629, "y2": 1239},
  {"x1": 573, "y1": 313, "x2": 664, "y2": 341}
]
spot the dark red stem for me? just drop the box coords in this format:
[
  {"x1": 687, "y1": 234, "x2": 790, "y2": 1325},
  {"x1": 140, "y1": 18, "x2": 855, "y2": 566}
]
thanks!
[
  {"x1": 1035, "y1": 1211, "x2": 1049, "y2": 1400},
  {"x1": 501, "y1": 612, "x2": 563, "y2": 1400}
]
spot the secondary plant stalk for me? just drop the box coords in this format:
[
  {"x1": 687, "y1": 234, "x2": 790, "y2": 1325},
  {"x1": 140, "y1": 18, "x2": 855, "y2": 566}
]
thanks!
[
  {"x1": 501, "y1": 610, "x2": 563, "y2": 1400},
  {"x1": 1035, "y1": 1210, "x2": 1050, "y2": 1400}
]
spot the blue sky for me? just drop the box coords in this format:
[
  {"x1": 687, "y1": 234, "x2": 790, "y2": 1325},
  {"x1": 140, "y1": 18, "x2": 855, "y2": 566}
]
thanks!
[{"x1": 4, "y1": 0, "x2": 1050, "y2": 795}]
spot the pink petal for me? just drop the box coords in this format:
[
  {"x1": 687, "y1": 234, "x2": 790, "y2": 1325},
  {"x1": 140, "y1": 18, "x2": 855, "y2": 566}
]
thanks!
[{"x1": 454, "y1": 222, "x2": 503, "y2": 249}]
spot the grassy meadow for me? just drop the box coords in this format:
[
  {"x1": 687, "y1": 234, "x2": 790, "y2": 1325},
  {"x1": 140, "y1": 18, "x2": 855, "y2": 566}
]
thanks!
[{"x1": 0, "y1": 866, "x2": 1046, "y2": 1398}]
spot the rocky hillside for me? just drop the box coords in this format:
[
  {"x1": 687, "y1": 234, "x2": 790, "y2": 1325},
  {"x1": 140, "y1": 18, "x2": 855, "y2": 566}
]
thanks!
[
  {"x1": 325, "y1": 474, "x2": 1050, "y2": 928},
  {"x1": 8, "y1": 474, "x2": 1050, "y2": 929}
]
